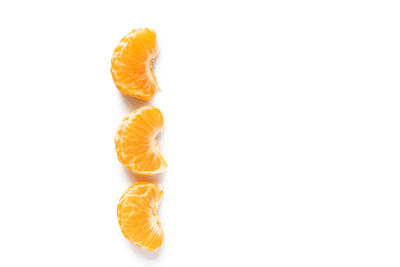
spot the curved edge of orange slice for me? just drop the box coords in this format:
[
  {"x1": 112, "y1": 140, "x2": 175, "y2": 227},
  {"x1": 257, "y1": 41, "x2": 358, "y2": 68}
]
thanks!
[
  {"x1": 115, "y1": 106, "x2": 167, "y2": 175},
  {"x1": 117, "y1": 182, "x2": 164, "y2": 252}
]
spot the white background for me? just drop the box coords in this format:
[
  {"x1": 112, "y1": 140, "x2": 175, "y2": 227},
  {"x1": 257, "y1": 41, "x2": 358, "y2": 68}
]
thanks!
[{"x1": 0, "y1": 1, "x2": 400, "y2": 266}]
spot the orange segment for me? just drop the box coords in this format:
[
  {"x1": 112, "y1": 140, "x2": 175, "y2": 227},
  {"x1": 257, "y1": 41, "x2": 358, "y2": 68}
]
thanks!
[
  {"x1": 111, "y1": 28, "x2": 160, "y2": 100},
  {"x1": 115, "y1": 106, "x2": 167, "y2": 175},
  {"x1": 117, "y1": 182, "x2": 164, "y2": 251}
]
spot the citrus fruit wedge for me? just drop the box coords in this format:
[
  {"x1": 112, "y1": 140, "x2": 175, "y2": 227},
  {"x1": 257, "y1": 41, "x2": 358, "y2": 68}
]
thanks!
[
  {"x1": 111, "y1": 28, "x2": 160, "y2": 100},
  {"x1": 117, "y1": 182, "x2": 164, "y2": 252},
  {"x1": 115, "y1": 106, "x2": 167, "y2": 175}
]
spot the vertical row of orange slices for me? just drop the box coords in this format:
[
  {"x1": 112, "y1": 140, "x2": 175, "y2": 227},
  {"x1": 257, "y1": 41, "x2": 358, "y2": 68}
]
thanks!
[{"x1": 111, "y1": 28, "x2": 166, "y2": 252}]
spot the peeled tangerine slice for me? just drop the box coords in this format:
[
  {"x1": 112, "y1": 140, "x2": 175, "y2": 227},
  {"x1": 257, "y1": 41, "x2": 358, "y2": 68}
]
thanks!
[
  {"x1": 115, "y1": 106, "x2": 167, "y2": 175},
  {"x1": 111, "y1": 28, "x2": 160, "y2": 100},
  {"x1": 117, "y1": 182, "x2": 164, "y2": 251}
]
